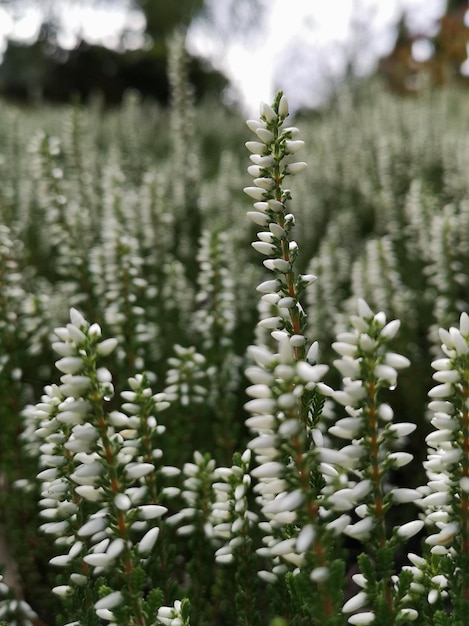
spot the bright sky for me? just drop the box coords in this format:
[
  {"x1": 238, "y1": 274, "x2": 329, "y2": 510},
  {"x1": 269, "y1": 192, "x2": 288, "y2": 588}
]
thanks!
[
  {"x1": 0, "y1": 0, "x2": 450, "y2": 112},
  {"x1": 186, "y1": 0, "x2": 448, "y2": 113}
]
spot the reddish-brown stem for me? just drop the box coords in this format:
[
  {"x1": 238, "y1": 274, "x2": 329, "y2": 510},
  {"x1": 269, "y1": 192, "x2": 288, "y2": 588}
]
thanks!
[
  {"x1": 461, "y1": 384, "x2": 469, "y2": 600},
  {"x1": 367, "y1": 379, "x2": 393, "y2": 614}
]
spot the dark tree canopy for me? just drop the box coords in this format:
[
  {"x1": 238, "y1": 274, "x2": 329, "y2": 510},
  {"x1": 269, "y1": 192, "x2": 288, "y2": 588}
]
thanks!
[
  {"x1": 379, "y1": 0, "x2": 469, "y2": 94},
  {"x1": 0, "y1": 0, "x2": 226, "y2": 105}
]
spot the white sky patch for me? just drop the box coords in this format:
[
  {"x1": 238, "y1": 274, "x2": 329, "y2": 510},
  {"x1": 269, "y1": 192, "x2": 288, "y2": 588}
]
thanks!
[
  {"x1": 8, "y1": 5, "x2": 42, "y2": 44},
  {"x1": 55, "y1": 1, "x2": 146, "y2": 51},
  {"x1": 187, "y1": 0, "x2": 447, "y2": 114}
]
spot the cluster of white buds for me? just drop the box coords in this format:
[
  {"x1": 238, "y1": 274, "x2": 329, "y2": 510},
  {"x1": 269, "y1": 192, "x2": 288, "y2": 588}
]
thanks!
[
  {"x1": 28, "y1": 308, "x2": 173, "y2": 624},
  {"x1": 209, "y1": 449, "x2": 257, "y2": 565},
  {"x1": 411, "y1": 312, "x2": 469, "y2": 609},
  {"x1": 157, "y1": 598, "x2": 191, "y2": 626},
  {"x1": 245, "y1": 331, "x2": 331, "y2": 575},
  {"x1": 166, "y1": 450, "x2": 216, "y2": 537},
  {"x1": 89, "y1": 165, "x2": 154, "y2": 370},
  {"x1": 193, "y1": 229, "x2": 236, "y2": 351},
  {"x1": 164, "y1": 345, "x2": 209, "y2": 407},
  {"x1": 244, "y1": 92, "x2": 315, "y2": 359},
  {"x1": 29, "y1": 131, "x2": 70, "y2": 256},
  {"x1": 0, "y1": 575, "x2": 37, "y2": 625},
  {"x1": 330, "y1": 299, "x2": 422, "y2": 624},
  {"x1": 243, "y1": 96, "x2": 350, "y2": 616}
]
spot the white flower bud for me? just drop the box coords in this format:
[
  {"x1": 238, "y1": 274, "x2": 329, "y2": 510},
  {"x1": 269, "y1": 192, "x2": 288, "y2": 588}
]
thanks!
[
  {"x1": 95, "y1": 591, "x2": 123, "y2": 610},
  {"x1": 343, "y1": 591, "x2": 368, "y2": 613},
  {"x1": 349, "y1": 611, "x2": 375, "y2": 625},
  {"x1": 97, "y1": 338, "x2": 118, "y2": 356},
  {"x1": 254, "y1": 176, "x2": 275, "y2": 190},
  {"x1": 284, "y1": 140, "x2": 304, "y2": 154},
  {"x1": 428, "y1": 383, "x2": 453, "y2": 398},
  {"x1": 278, "y1": 95, "x2": 289, "y2": 117},
  {"x1": 138, "y1": 527, "x2": 160, "y2": 554},
  {"x1": 125, "y1": 463, "x2": 155, "y2": 480},
  {"x1": 260, "y1": 102, "x2": 277, "y2": 121},
  {"x1": 244, "y1": 186, "x2": 266, "y2": 201},
  {"x1": 296, "y1": 524, "x2": 315, "y2": 552},
  {"x1": 138, "y1": 505, "x2": 167, "y2": 520},
  {"x1": 83, "y1": 553, "x2": 114, "y2": 568},
  {"x1": 397, "y1": 520, "x2": 424, "y2": 539},
  {"x1": 245, "y1": 141, "x2": 266, "y2": 155},
  {"x1": 263, "y1": 258, "x2": 291, "y2": 273},
  {"x1": 285, "y1": 161, "x2": 307, "y2": 175},
  {"x1": 357, "y1": 298, "x2": 374, "y2": 319},
  {"x1": 256, "y1": 127, "x2": 275, "y2": 144},
  {"x1": 246, "y1": 119, "x2": 265, "y2": 132},
  {"x1": 247, "y1": 211, "x2": 270, "y2": 226}
]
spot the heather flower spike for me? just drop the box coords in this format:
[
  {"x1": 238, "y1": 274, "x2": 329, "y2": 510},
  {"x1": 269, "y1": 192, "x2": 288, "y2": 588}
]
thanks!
[
  {"x1": 244, "y1": 93, "x2": 346, "y2": 623},
  {"x1": 409, "y1": 312, "x2": 469, "y2": 622},
  {"x1": 330, "y1": 299, "x2": 419, "y2": 624},
  {"x1": 244, "y1": 91, "x2": 313, "y2": 364}
]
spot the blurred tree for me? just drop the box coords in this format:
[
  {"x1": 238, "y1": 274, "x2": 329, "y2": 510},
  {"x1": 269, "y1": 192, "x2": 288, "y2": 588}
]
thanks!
[
  {"x1": 379, "y1": 0, "x2": 469, "y2": 94},
  {"x1": 138, "y1": 0, "x2": 205, "y2": 52},
  {"x1": 0, "y1": 0, "x2": 231, "y2": 104}
]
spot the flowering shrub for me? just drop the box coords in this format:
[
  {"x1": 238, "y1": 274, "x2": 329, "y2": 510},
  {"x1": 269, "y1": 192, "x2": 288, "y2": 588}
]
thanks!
[{"x1": 1, "y1": 39, "x2": 469, "y2": 625}]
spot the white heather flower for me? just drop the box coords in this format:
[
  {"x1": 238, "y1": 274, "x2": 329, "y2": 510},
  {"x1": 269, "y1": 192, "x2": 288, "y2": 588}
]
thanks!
[
  {"x1": 83, "y1": 553, "x2": 114, "y2": 568},
  {"x1": 125, "y1": 463, "x2": 155, "y2": 480},
  {"x1": 296, "y1": 524, "x2": 315, "y2": 552},
  {"x1": 425, "y1": 521, "x2": 459, "y2": 545},
  {"x1": 52, "y1": 585, "x2": 72, "y2": 597},
  {"x1": 428, "y1": 383, "x2": 454, "y2": 398},
  {"x1": 244, "y1": 186, "x2": 266, "y2": 201},
  {"x1": 70, "y1": 307, "x2": 87, "y2": 328},
  {"x1": 256, "y1": 128, "x2": 275, "y2": 144},
  {"x1": 251, "y1": 462, "x2": 284, "y2": 479},
  {"x1": 428, "y1": 589, "x2": 439, "y2": 604},
  {"x1": 96, "y1": 337, "x2": 118, "y2": 356},
  {"x1": 138, "y1": 505, "x2": 167, "y2": 520},
  {"x1": 344, "y1": 517, "x2": 374, "y2": 540},
  {"x1": 285, "y1": 162, "x2": 308, "y2": 175},
  {"x1": 254, "y1": 176, "x2": 275, "y2": 190},
  {"x1": 391, "y1": 488, "x2": 421, "y2": 503},
  {"x1": 59, "y1": 375, "x2": 91, "y2": 396},
  {"x1": 348, "y1": 611, "x2": 375, "y2": 625},
  {"x1": 263, "y1": 490, "x2": 304, "y2": 514},
  {"x1": 245, "y1": 141, "x2": 266, "y2": 155},
  {"x1": 94, "y1": 591, "x2": 123, "y2": 611},
  {"x1": 278, "y1": 94, "x2": 289, "y2": 116},
  {"x1": 284, "y1": 140, "x2": 305, "y2": 154},
  {"x1": 138, "y1": 527, "x2": 160, "y2": 554},
  {"x1": 78, "y1": 517, "x2": 108, "y2": 537},
  {"x1": 296, "y1": 361, "x2": 328, "y2": 383},
  {"x1": 380, "y1": 319, "x2": 401, "y2": 340},
  {"x1": 55, "y1": 357, "x2": 84, "y2": 375},
  {"x1": 260, "y1": 102, "x2": 277, "y2": 121},
  {"x1": 388, "y1": 451, "x2": 413, "y2": 468},
  {"x1": 396, "y1": 520, "x2": 424, "y2": 539},
  {"x1": 343, "y1": 591, "x2": 368, "y2": 613}
]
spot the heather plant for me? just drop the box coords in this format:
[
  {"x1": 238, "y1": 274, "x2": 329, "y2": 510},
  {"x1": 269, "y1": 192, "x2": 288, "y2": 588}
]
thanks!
[{"x1": 2, "y1": 45, "x2": 469, "y2": 626}]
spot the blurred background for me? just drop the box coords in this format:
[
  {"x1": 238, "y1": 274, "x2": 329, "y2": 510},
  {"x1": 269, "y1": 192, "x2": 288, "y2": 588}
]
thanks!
[{"x1": 0, "y1": 0, "x2": 467, "y2": 114}]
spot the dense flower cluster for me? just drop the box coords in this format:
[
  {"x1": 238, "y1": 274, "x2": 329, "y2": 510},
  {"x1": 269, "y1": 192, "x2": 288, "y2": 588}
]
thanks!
[
  {"x1": 22, "y1": 309, "x2": 178, "y2": 625},
  {"x1": 330, "y1": 299, "x2": 422, "y2": 624},
  {"x1": 407, "y1": 312, "x2": 469, "y2": 620}
]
